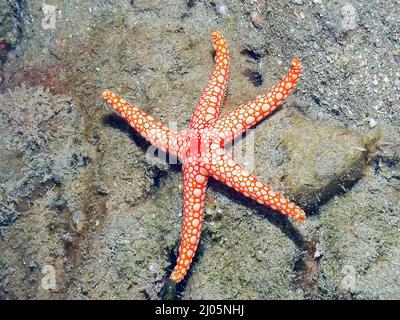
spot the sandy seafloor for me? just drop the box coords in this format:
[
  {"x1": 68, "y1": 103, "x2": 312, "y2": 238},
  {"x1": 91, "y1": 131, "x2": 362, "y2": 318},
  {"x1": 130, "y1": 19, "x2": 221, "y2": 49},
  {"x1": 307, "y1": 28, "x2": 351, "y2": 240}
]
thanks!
[{"x1": 0, "y1": 0, "x2": 399, "y2": 299}]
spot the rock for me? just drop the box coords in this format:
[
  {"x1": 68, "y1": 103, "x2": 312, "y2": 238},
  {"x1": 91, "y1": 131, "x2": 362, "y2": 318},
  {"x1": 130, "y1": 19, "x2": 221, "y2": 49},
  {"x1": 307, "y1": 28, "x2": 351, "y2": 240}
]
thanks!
[
  {"x1": 72, "y1": 211, "x2": 85, "y2": 231},
  {"x1": 65, "y1": 174, "x2": 183, "y2": 299},
  {"x1": 251, "y1": 110, "x2": 379, "y2": 211},
  {"x1": 0, "y1": 86, "x2": 91, "y2": 298},
  {"x1": 184, "y1": 201, "x2": 303, "y2": 299},
  {"x1": 0, "y1": 85, "x2": 173, "y2": 299},
  {"x1": 368, "y1": 118, "x2": 378, "y2": 129},
  {"x1": 215, "y1": 0, "x2": 228, "y2": 16},
  {"x1": 315, "y1": 169, "x2": 400, "y2": 299},
  {"x1": 340, "y1": 3, "x2": 358, "y2": 32},
  {"x1": 281, "y1": 112, "x2": 377, "y2": 209}
]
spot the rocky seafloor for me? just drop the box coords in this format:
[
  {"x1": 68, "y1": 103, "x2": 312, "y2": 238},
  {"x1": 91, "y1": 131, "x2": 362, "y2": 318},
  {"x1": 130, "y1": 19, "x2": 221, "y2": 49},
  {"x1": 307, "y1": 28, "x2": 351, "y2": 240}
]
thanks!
[{"x1": 0, "y1": 0, "x2": 399, "y2": 299}]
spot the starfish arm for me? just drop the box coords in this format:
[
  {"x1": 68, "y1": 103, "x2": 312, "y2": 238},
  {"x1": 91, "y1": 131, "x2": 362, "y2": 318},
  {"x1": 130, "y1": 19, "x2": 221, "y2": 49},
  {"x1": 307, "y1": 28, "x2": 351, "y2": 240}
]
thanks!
[
  {"x1": 207, "y1": 147, "x2": 306, "y2": 222},
  {"x1": 210, "y1": 59, "x2": 303, "y2": 142},
  {"x1": 102, "y1": 90, "x2": 180, "y2": 156},
  {"x1": 189, "y1": 30, "x2": 230, "y2": 130},
  {"x1": 170, "y1": 162, "x2": 208, "y2": 283}
]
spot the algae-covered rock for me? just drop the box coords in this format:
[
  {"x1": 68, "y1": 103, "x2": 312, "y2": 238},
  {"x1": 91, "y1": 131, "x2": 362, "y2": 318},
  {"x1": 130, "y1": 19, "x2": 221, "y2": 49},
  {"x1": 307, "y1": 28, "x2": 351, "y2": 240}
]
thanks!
[
  {"x1": 183, "y1": 201, "x2": 303, "y2": 299},
  {"x1": 0, "y1": 86, "x2": 90, "y2": 299},
  {"x1": 280, "y1": 111, "x2": 378, "y2": 209},
  {"x1": 0, "y1": 0, "x2": 19, "y2": 46},
  {"x1": 65, "y1": 174, "x2": 183, "y2": 300},
  {"x1": 315, "y1": 171, "x2": 400, "y2": 299},
  {"x1": 250, "y1": 110, "x2": 379, "y2": 211},
  {"x1": 0, "y1": 85, "x2": 173, "y2": 299},
  {"x1": 0, "y1": 86, "x2": 88, "y2": 224}
]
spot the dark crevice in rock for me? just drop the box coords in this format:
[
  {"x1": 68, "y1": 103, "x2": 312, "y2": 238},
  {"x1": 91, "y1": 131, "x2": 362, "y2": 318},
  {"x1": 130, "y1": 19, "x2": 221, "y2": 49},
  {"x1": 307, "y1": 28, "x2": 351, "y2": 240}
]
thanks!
[
  {"x1": 0, "y1": 203, "x2": 18, "y2": 238},
  {"x1": 150, "y1": 167, "x2": 167, "y2": 189},
  {"x1": 70, "y1": 153, "x2": 91, "y2": 171},
  {"x1": 292, "y1": 239, "x2": 321, "y2": 299},
  {"x1": 241, "y1": 49, "x2": 262, "y2": 62},
  {"x1": 159, "y1": 247, "x2": 180, "y2": 299},
  {"x1": 187, "y1": 0, "x2": 197, "y2": 8},
  {"x1": 310, "y1": 94, "x2": 321, "y2": 107},
  {"x1": 376, "y1": 154, "x2": 399, "y2": 169},
  {"x1": 243, "y1": 69, "x2": 263, "y2": 87}
]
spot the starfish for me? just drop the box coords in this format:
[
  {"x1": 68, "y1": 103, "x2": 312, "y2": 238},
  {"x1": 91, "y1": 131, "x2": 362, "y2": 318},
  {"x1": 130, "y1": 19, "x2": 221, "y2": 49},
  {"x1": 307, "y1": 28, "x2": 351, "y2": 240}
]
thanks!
[{"x1": 101, "y1": 31, "x2": 305, "y2": 283}]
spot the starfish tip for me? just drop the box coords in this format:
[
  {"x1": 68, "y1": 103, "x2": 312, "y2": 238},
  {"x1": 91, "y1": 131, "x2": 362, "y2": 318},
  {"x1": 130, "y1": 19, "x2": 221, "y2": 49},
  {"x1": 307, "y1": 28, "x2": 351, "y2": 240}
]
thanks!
[
  {"x1": 102, "y1": 90, "x2": 112, "y2": 100},
  {"x1": 211, "y1": 29, "x2": 222, "y2": 37},
  {"x1": 296, "y1": 211, "x2": 306, "y2": 222},
  {"x1": 211, "y1": 30, "x2": 225, "y2": 47},
  {"x1": 291, "y1": 58, "x2": 303, "y2": 70}
]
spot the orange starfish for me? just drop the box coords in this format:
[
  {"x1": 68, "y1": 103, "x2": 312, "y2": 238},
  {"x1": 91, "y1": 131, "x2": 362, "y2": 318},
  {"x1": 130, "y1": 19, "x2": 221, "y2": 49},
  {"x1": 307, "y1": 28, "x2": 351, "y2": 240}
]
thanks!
[{"x1": 101, "y1": 31, "x2": 305, "y2": 283}]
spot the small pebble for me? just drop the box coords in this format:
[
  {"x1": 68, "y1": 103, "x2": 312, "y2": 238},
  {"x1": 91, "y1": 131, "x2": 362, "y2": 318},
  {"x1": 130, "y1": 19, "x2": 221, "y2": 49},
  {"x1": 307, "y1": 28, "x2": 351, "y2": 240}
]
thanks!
[
  {"x1": 72, "y1": 210, "x2": 85, "y2": 230},
  {"x1": 340, "y1": 3, "x2": 358, "y2": 31},
  {"x1": 148, "y1": 264, "x2": 158, "y2": 274},
  {"x1": 216, "y1": 0, "x2": 228, "y2": 16},
  {"x1": 368, "y1": 118, "x2": 378, "y2": 128},
  {"x1": 314, "y1": 250, "x2": 323, "y2": 259},
  {"x1": 314, "y1": 242, "x2": 324, "y2": 258},
  {"x1": 251, "y1": 12, "x2": 264, "y2": 28}
]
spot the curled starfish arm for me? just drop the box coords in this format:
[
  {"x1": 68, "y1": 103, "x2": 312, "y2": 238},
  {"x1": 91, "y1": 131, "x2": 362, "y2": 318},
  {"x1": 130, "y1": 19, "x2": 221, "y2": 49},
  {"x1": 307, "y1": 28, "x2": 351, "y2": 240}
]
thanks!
[
  {"x1": 102, "y1": 90, "x2": 180, "y2": 155},
  {"x1": 208, "y1": 147, "x2": 306, "y2": 222},
  {"x1": 210, "y1": 59, "x2": 303, "y2": 142},
  {"x1": 170, "y1": 163, "x2": 208, "y2": 283},
  {"x1": 189, "y1": 30, "x2": 230, "y2": 130}
]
